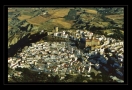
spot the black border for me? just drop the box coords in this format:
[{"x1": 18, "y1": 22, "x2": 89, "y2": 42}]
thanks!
[{"x1": 4, "y1": 5, "x2": 128, "y2": 85}]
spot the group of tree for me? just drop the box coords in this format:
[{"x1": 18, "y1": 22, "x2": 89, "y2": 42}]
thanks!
[{"x1": 8, "y1": 67, "x2": 114, "y2": 83}]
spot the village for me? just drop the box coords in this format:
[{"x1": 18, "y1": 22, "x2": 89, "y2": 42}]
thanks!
[{"x1": 8, "y1": 27, "x2": 124, "y2": 83}]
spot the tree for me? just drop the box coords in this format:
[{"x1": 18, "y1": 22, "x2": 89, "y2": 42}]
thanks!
[
  {"x1": 54, "y1": 75, "x2": 60, "y2": 82},
  {"x1": 65, "y1": 9, "x2": 77, "y2": 20},
  {"x1": 74, "y1": 75, "x2": 84, "y2": 82},
  {"x1": 64, "y1": 74, "x2": 73, "y2": 80}
]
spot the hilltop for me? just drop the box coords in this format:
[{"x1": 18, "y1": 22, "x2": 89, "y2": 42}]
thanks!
[{"x1": 8, "y1": 7, "x2": 124, "y2": 49}]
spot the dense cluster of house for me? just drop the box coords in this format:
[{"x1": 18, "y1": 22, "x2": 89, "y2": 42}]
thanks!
[
  {"x1": 8, "y1": 29, "x2": 124, "y2": 83},
  {"x1": 8, "y1": 41, "x2": 92, "y2": 79}
]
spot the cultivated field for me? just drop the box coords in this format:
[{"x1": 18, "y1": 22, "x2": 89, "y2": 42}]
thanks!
[
  {"x1": 27, "y1": 16, "x2": 48, "y2": 25},
  {"x1": 48, "y1": 8, "x2": 71, "y2": 18},
  {"x1": 26, "y1": 8, "x2": 73, "y2": 28},
  {"x1": 50, "y1": 18, "x2": 73, "y2": 29},
  {"x1": 85, "y1": 9, "x2": 97, "y2": 14},
  {"x1": 17, "y1": 15, "x2": 32, "y2": 20}
]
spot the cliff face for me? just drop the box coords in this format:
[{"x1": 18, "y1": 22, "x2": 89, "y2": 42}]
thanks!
[
  {"x1": 8, "y1": 32, "x2": 28, "y2": 48},
  {"x1": 8, "y1": 19, "x2": 39, "y2": 49}
]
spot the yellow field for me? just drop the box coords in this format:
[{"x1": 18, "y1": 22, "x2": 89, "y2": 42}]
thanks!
[
  {"x1": 105, "y1": 14, "x2": 124, "y2": 20},
  {"x1": 85, "y1": 9, "x2": 97, "y2": 14},
  {"x1": 27, "y1": 16, "x2": 48, "y2": 25},
  {"x1": 17, "y1": 15, "x2": 32, "y2": 20}
]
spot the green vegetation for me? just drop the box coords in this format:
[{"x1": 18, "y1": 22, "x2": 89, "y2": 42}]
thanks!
[
  {"x1": 22, "y1": 12, "x2": 33, "y2": 16},
  {"x1": 8, "y1": 67, "x2": 114, "y2": 83},
  {"x1": 8, "y1": 7, "x2": 124, "y2": 50},
  {"x1": 65, "y1": 9, "x2": 77, "y2": 20},
  {"x1": 38, "y1": 22, "x2": 63, "y2": 31}
]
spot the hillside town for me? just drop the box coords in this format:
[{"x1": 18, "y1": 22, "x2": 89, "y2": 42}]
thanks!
[{"x1": 8, "y1": 27, "x2": 124, "y2": 83}]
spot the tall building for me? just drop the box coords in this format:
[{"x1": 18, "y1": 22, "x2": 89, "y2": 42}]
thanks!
[{"x1": 55, "y1": 27, "x2": 58, "y2": 32}]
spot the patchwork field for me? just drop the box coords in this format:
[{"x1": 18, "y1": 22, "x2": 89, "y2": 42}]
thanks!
[
  {"x1": 90, "y1": 21, "x2": 110, "y2": 28},
  {"x1": 27, "y1": 16, "x2": 48, "y2": 25}
]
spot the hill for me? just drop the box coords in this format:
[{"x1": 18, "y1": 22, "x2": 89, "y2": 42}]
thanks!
[{"x1": 8, "y1": 7, "x2": 124, "y2": 49}]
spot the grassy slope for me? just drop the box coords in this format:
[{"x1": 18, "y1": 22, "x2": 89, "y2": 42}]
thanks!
[
  {"x1": 90, "y1": 21, "x2": 110, "y2": 28},
  {"x1": 105, "y1": 14, "x2": 124, "y2": 25}
]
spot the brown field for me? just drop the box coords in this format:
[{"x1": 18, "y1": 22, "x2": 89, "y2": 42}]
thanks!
[
  {"x1": 51, "y1": 18, "x2": 73, "y2": 29},
  {"x1": 49, "y1": 8, "x2": 71, "y2": 18},
  {"x1": 105, "y1": 14, "x2": 124, "y2": 20},
  {"x1": 17, "y1": 15, "x2": 32, "y2": 20},
  {"x1": 27, "y1": 16, "x2": 49, "y2": 25},
  {"x1": 46, "y1": 8, "x2": 72, "y2": 14}
]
